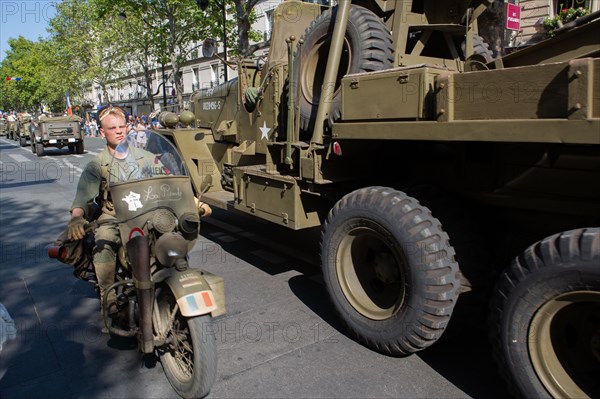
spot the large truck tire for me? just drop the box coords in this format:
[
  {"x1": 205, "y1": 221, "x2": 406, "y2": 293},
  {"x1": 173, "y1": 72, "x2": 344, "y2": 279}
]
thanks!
[
  {"x1": 75, "y1": 140, "x2": 84, "y2": 154},
  {"x1": 295, "y1": 5, "x2": 393, "y2": 134},
  {"x1": 463, "y1": 34, "x2": 494, "y2": 71},
  {"x1": 19, "y1": 136, "x2": 26, "y2": 147},
  {"x1": 405, "y1": 185, "x2": 496, "y2": 318},
  {"x1": 490, "y1": 228, "x2": 600, "y2": 399},
  {"x1": 471, "y1": 34, "x2": 493, "y2": 61},
  {"x1": 321, "y1": 187, "x2": 460, "y2": 355}
]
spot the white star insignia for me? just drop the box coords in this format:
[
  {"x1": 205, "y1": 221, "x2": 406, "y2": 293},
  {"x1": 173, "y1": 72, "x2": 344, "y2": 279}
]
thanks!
[{"x1": 259, "y1": 121, "x2": 271, "y2": 140}]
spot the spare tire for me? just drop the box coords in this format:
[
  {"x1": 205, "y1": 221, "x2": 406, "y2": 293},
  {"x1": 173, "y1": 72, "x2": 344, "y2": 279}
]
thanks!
[
  {"x1": 295, "y1": 5, "x2": 393, "y2": 135},
  {"x1": 462, "y1": 34, "x2": 494, "y2": 71}
]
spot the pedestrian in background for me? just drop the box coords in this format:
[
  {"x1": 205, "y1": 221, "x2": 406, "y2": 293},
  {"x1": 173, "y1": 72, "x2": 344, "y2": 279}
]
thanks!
[{"x1": 90, "y1": 119, "x2": 98, "y2": 137}]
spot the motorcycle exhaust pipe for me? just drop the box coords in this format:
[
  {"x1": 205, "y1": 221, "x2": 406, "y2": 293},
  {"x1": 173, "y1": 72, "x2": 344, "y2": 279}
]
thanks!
[{"x1": 126, "y1": 235, "x2": 154, "y2": 354}]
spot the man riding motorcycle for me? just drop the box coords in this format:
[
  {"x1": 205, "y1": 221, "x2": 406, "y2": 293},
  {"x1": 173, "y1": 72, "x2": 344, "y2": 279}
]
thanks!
[{"x1": 66, "y1": 106, "x2": 211, "y2": 330}]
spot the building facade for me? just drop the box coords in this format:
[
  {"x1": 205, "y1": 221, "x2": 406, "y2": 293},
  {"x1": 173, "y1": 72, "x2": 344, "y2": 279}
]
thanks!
[
  {"x1": 82, "y1": 0, "x2": 283, "y2": 118},
  {"x1": 516, "y1": 0, "x2": 599, "y2": 46},
  {"x1": 83, "y1": 0, "x2": 597, "y2": 117}
]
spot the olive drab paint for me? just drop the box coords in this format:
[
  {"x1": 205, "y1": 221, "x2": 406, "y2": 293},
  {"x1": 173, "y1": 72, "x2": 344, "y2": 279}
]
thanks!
[{"x1": 151, "y1": 2, "x2": 599, "y2": 397}]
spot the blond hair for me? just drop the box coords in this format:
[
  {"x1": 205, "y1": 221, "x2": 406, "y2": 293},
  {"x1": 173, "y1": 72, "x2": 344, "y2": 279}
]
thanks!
[{"x1": 98, "y1": 106, "x2": 126, "y2": 126}]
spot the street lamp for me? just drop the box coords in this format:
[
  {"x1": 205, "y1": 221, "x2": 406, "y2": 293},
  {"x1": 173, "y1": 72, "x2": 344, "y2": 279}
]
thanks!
[
  {"x1": 215, "y1": 0, "x2": 228, "y2": 82},
  {"x1": 162, "y1": 63, "x2": 168, "y2": 107}
]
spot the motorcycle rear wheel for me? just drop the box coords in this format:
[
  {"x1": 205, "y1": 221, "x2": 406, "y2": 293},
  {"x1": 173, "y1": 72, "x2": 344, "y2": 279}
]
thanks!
[{"x1": 156, "y1": 290, "x2": 217, "y2": 399}]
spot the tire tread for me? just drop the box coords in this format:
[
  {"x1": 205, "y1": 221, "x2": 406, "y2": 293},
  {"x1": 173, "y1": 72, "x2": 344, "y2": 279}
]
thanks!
[
  {"x1": 321, "y1": 186, "x2": 459, "y2": 356},
  {"x1": 489, "y1": 227, "x2": 600, "y2": 398}
]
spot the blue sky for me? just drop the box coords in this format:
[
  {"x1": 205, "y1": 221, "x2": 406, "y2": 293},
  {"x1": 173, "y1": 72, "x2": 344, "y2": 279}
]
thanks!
[{"x1": 0, "y1": 1, "x2": 57, "y2": 62}]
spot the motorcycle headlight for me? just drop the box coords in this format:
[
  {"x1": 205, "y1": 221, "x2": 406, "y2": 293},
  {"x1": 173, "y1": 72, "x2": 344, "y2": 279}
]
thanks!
[
  {"x1": 152, "y1": 209, "x2": 178, "y2": 234},
  {"x1": 155, "y1": 232, "x2": 188, "y2": 267}
]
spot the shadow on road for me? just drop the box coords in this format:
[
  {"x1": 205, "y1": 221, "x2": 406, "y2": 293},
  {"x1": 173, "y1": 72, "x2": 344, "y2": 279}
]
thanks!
[{"x1": 200, "y1": 211, "x2": 511, "y2": 398}]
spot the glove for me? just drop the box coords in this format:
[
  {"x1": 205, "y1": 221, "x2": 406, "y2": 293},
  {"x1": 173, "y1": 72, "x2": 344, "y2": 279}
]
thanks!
[
  {"x1": 194, "y1": 197, "x2": 212, "y2": 217},
  {"x1": 199, "y1": 202, "x2": 212, "y2": 217},
  {"x1": 67, "y1": 216, "x2": 86, "y2": 240}
]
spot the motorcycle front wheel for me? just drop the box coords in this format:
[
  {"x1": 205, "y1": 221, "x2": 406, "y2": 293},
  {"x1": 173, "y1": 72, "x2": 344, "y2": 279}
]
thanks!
[{"x1": 156, "y1": 289, "x2": 217, "y2": 399}]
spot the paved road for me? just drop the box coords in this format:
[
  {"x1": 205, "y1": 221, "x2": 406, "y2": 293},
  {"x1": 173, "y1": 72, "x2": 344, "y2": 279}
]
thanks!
[{"x1": 0, "y1": 136, "x2": 510, "y2": 398}]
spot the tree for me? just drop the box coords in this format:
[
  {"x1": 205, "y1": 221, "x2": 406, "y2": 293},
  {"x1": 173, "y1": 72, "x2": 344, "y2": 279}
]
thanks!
[
  {"x1": 0, "y1": 37, "x2": 37, "y2": 110},
  {"x1": 49, "y1": 0, "x2": 129, "y2": 106},
  {"x1": 0, "y1": 37, "x2": 69, "y2": 111},
  {"x1": 0, "y1": 0, "x2": 269, "y2": 112},
  {"x1": 115, "y1": 17, "x2": 162, "y2": 110},
  {"x1": 95, "y1": 0, "x2": 223, "y2": 111},
  {"x1": 478, "y1": 1, "x2": 505, "y2": 58},
  {"x1": 232, "y1": 0, "x2": 266, "y2": 57}
]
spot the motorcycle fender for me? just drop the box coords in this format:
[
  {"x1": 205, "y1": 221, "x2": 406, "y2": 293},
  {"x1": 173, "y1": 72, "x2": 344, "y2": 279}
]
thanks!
[{"x1": 153, "y1": 269, "x2": 221, "y2": 317}]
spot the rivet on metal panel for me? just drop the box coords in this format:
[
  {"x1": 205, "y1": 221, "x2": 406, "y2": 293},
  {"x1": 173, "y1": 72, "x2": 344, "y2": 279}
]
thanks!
[
  {"x1": 575, "y1": 70, "x2": 583, "y2": 77},
  {"x1": 398, "y1": 74, "x2": 409, "y2": 84},
  {"x1": 282, "y1": 213, "x2": 288, "y2": 224},
  {"x1": 251, "y1": 203, "x2": 256, "y2": 212},
  {"x1": 350, "y1": 79, "x2": 359, "y2": 89}
]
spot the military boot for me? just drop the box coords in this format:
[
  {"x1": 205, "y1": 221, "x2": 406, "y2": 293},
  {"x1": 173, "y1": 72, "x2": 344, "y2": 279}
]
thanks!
[{"x1": 94, "y1": 261, "x2": 117, "y2": 333}]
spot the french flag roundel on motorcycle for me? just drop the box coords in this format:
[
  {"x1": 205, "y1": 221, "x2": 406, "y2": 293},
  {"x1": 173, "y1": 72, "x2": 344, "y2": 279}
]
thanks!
[
  {"x1": 122, "y1": 191, "x2": 143, "y2": 211},
  {"x1": 128, "y1": 227, "x2": 145, "y2": 240}
]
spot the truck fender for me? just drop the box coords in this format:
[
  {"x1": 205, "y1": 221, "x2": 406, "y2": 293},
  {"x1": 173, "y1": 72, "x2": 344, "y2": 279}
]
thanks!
[{"x1": 153, "y1": 268, "x2": 224, "y2": 317}]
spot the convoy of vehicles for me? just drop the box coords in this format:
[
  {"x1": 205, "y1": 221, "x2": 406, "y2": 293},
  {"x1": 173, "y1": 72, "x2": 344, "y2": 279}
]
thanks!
[
  {"x1": 3, "y1": 0, "x2": 598, "y2": 397},
  {"x1": 152, "y1": 1, "x2": 600, "y2": 398},
  {"x1": 1, "y1": 113, "x2": 33, "y2": 145}
]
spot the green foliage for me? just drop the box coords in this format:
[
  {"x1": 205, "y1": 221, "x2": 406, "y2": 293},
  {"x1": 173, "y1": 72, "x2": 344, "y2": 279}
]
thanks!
[
  {"x1": 94, "y1": 0, "x2": 220, "y2": 65},
  {"x1": 231, "y1": 0, "x2": 268, "y2": 57},
  {"x1": 0, "y1": 0, "x2": 268, "y2": 111},
  {"x1": 93, "y1": 0, "x2": 226, "y2": 109},
  {"x1": 0, "y1": 37, "x2": 70, "y2": 111},
  {"x1": 543, "y1": 7, "x2": 590, "y2": 37}
]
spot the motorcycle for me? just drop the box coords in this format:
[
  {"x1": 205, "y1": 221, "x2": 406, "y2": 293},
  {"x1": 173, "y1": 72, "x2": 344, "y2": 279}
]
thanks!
[{"x1": 49, "y1": 130, "x2": 224, "y2": 399}]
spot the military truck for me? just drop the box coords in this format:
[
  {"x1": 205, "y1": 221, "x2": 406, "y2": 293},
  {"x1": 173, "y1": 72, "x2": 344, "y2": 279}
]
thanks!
[
  {"x1": 31, "y1": 114, "x2": 84, "y2": 156},
  {"x1": 6, "y1": 117, "x2": 17, "y2": 141},
  {"x1": 155, "y1": 1, "x2": 600, "y2": 397},
  {"x1": 0, "y1": 116, "x2": 6, "y2": 136}
]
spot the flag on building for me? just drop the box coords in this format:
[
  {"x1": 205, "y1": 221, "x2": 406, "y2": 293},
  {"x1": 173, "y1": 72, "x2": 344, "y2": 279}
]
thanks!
[
  {"x1": 66, "y1": 91, "x2": 73, "y2": 116},
  {"x1": 192, "y1": 69, "x2": 198, "y2": 90}
]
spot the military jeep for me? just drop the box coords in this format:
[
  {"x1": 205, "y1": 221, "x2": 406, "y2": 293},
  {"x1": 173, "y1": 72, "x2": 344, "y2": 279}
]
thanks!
[
  {"x1": 16, "y1": 114, "x2": 33, "y2": 147},
  {"x1": 7, "y1": 119, "x2": 17, "y2": 140},
  {"x1": 0, "y1": 117, "x2": 6, "y2": 136},
  {"x1": 31, "y1": 114, "x2": 84, "y2": 156}
]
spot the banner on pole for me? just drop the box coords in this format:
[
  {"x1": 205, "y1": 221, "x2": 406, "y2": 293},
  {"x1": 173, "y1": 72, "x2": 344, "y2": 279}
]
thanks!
[{"x1": 506, "y1": 3, "x2": 521, "y2": 31}]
